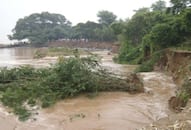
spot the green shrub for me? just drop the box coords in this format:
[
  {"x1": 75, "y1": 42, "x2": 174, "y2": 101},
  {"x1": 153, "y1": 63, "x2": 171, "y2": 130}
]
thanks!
[
  {"x1": 33, "y1": 49, "x2": 47, "y2": 59},
  {"x1": 174, "y1": 78, "x2": 191, "y2": 109},
  {"x1": 14, "y1": 106, "x2": 31, "y2": 121},
  {"x1": 181, "y1": 78, "x2": 191, "y2": 98},
  {"x1": 0, "y1": 66, "x2": 39, "y2": 83},
  {"x1": 117, "y1": 45, "x2": 143, "y2": 64},
  {"x1": 177, "y1": 91, "x2": 190, "y2": 105}
]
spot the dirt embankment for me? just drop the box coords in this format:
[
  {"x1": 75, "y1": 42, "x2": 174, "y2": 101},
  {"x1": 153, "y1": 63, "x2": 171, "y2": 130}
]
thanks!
[
  {"x1": 156, "y1": 49, "x2": 191, "y2": 85},
  {"x1": 143, "y1": 49, "x2": 191, "y2": 130},
  {"x1": 47, "y1": 41, "x2": 120, "y2": 53}
]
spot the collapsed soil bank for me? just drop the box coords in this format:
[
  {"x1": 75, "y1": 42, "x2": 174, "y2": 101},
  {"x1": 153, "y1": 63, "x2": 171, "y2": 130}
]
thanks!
[
  {"x1": 156, "y1": 49, "x2": 191, "y2": 86},
  {"x1": 142, "y1": 49, "x2": 191, "y2": 130}
]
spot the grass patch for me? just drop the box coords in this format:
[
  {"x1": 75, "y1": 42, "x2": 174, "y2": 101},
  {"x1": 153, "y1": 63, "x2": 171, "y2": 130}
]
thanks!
[
  {"x1": 33, "y1": 47, "x2": 88, "y2": 58},
  {"x1": 189, "y1": 65, "x2": 191, "y2": 71},
  {"x1": 179, "y1": 78, "x2": 191, "y2": 101},
  {"x1": 33, "y1": 48, "x2": 47, "y2": 58},
  {"x1": 170, "y1": 78, "x2": 191, "y2": 111}
]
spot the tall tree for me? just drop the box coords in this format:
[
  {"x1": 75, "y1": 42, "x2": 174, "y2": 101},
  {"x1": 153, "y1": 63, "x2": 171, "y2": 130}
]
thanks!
[
  {"x1": 123, "y1": 8, "x2": 151, "y2": 46},
  {"x1": 151, "y1": 0, "x2": 166, "y2": 12},
  {"x1": 73, "y1": 21, "x2": 102, "y2": 41},
  {"x1": 97, "y1": 10, "x2": 117, "y2": 26},
  {"x1": 9, "y1": 12, "x2": 72, "y2": 45},
  {"x1": 169, "y1": 0, "x2": 191, "y2": 14},
  {"x1": 73, "y1": 21, "x2": 116, "y2": 42}
]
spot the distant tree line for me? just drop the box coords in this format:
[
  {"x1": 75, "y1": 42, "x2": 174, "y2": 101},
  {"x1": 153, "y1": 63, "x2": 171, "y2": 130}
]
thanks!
[
  {"x1": 8, "y1": 0, "x2": 191, "y2": 56},
  {"x1": 8, "y1": 11, "x2": 117, "y2": 46}
]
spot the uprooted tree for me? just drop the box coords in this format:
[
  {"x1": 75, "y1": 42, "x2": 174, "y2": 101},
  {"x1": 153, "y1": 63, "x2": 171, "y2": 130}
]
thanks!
[{"x1": 0, "y1": 54, "x2": 143, "y2": 121}]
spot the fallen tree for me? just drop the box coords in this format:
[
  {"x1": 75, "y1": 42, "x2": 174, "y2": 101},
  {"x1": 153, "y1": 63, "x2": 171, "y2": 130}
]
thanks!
[{"x1": 0, "y1": 54, "x2": 143, "y2": 121}]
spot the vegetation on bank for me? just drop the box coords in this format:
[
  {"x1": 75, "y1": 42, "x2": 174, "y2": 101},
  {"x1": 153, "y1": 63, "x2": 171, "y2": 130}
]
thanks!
[
  {"x1": 33, "y1": 47, "x2": 88, "y2": 58},
  {"x1": 180, "y1": 78, "x2": 191, "y2": 102},
  {"x1": 0, "y1": 54, "x2": 143, "y2": 121},
  {"x1": 112, "y1": 0, "x2": 191, "y2": 72},
  {"x1": 168, "y1": 78, "x2": 191, "y2": 112},
  {"x1": 135, "y1": 50, "x2": 165, "y2": 72}
]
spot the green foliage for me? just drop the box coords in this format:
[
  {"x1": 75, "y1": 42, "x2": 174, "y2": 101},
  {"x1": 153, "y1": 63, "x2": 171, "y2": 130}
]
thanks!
[
  {"x1": 14, "y1": 107, "x2": 31, "y2": 121},
  {"x1": 177, "y1": 91, "x2": 190, "y2": 104},
  {"x1": 114, "y1": 9, "x2": 170, "y2": 63},
  {"x1": 97, "y1": 10, "x2": 117, "y2": 25},
  {"x1": 9, "y1": 10, "x2": 118, "y2": 44},
  {"x1": 181, "y1": 78, "x2": 191, "y2": 97},
  {"x1": 72, "y1": 21, "x2": 102, "y2": 41},
  {"x1": 0, "y1": 66, "x2": 38, "y2": 83},
  {"x1": 110, "y1": 22, "x2": 125, "y2": 35},
  {"x1": 52, "y1": 56, "x2": 100, "y2": 97},
  {"x1": 176, "y1": 78, "x2": 191, "y2": 107},
  {"x1": 33, "y1": 47, "x2": 87, "y2": 58},
  {"x1": 172, "y1": 78, "x2": 191, "y2": 107},
  {"x1": 33, "y1": 49, "x2": 47, "y2": 59},
  {"x1": 135, "y1": 50, "x2": 164, "y2": 72},
  {"x1": 94, "y1": 26, "x2": 116, "y2": 42},
  {"x1": 0, "y1": 66, "x2": 52, "y2": 120},
  {"x1": 122, "y1": 8, "x2": 151, "y2": 46},
  {"x1": 117, "y1": 43, "x2": 143, "y2": 64},
  {"x1": 151, "y1": 12, "x2": 191, "y2": 47},
  {"x1": 72, "y1": 21, "x2": 116, "y2": 42},
  {"x1": 169, "y1": 0, "x2": 191, "y2": 14},
  {"x1": 150, "y1": 23, "x2": 179, "y2": 47},
  {"x1": 151, "y1": 0, "x2": 166, "y2": 12}
]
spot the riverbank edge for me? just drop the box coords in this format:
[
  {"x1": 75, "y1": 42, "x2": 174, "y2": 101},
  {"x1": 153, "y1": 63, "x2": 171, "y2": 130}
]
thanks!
[{"x1": 141, "y1": 49, "x2": 191, "y2": 130}]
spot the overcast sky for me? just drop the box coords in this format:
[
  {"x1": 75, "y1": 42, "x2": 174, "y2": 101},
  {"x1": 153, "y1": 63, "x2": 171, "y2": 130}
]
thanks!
[{"x1": 0, "y1": 0, "x2": 170, "y2": 44}]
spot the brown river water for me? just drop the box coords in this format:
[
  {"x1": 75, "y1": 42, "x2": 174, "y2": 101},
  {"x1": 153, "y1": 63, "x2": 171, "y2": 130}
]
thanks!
[
  {"x1": 0, "y1": 47, "x2": 56, "y2": 68},
  {"x1": 0, "y1": 47, "x2": 177, "y2": 130}
]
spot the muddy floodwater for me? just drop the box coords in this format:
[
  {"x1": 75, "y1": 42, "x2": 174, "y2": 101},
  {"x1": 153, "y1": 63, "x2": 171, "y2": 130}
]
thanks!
[
  {"x1": 0, "y1": 47, "x2": 176, "y2": 130},
  {"x1": 0, "y1": 47, "x2": 56, "y2": 68}
]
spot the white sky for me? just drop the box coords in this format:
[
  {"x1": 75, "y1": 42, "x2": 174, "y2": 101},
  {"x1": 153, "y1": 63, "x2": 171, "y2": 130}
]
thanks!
[{"x1": 0, "y1": 0, "x2": 170, "y2": 44}]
